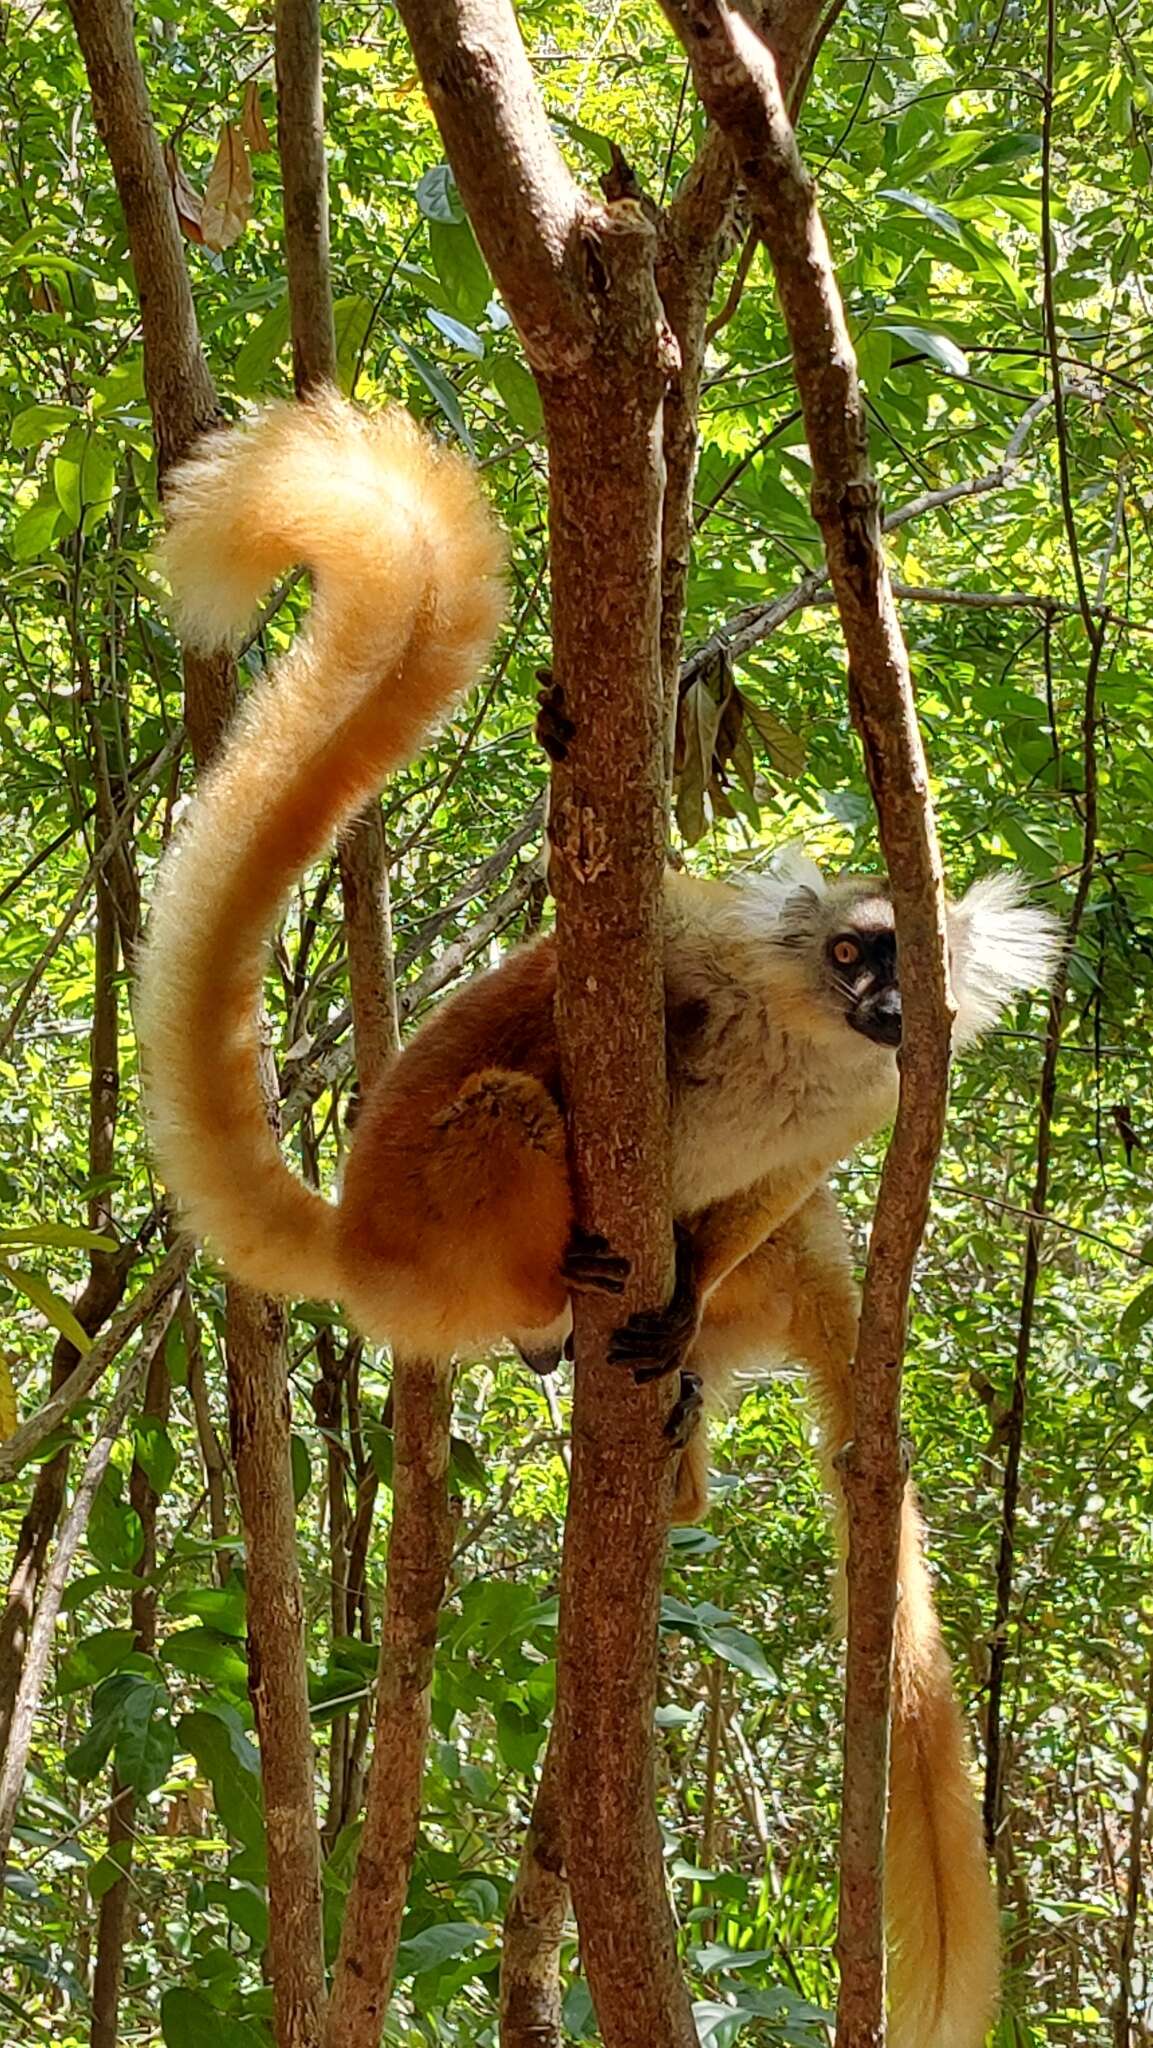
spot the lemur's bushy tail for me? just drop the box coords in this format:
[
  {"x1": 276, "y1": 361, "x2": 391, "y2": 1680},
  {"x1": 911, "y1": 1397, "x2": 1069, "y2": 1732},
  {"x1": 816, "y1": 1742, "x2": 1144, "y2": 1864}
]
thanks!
[{"x1": 136, "y1": 394, "x2": 506, "y2": 1297}]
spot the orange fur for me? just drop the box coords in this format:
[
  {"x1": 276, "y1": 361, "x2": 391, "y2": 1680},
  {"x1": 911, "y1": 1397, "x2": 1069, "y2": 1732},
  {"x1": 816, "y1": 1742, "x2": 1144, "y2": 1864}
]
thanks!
[{"x1": 685, "y1": 1189, "x2": 1000, "y2": 2048}]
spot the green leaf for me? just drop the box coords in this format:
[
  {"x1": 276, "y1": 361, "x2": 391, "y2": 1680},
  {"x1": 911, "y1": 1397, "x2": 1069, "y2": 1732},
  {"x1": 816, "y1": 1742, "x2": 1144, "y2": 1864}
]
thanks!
[
  {"x1": 1120, "y1": 1279, "x2": 1153, "y2": 1342},
  {"x1": 0, "y1": 1224, "x2": 117, "y2": 1252},
  {"x1": 495, "y1": 1698, "x2": 544, "y2": 1772},
  {"x1": 449, "y1": 1434, "x2": 487, "y2": 1494},
  {"x1": 65, "y1": 1673, "x2": 145, "y2": 1783},
  {"x1": 162, "y1": 1626, "x2": 249, "y2": 1691},
  {"x1": 290, "y1": 1432, "x2": 312, "y2": 1506},
  {"x1": 333, "y1": 294, "x2": 374, "y2": 393},
  {"x1": 426, "y1": 308, "x2": 484, "y2": 359},
  {"x1": 427, "y1": 216, "x2": 491, "y2": 324},
  {"x1": 9, "y1": 491, "x2": 61, "y2": 562},
  {"x1": 165, "y1": 1578, "x2": 247, "y2": 1637},
  {"x1": 488, "y1": 355, "x2": 543, "y2": 437},
  {"x1": 203, "y1": 1876, "x2": 269, "y2": 1948},
  {"x1": 133, "y1": 1417, "x2": 177, "y2": 1497},
  {"x1": 391, "y1": 331, "x2": 475, "y2": 453},
  {"x1": 877, "y1": 323, "x2": 969, "y2": 378},
  {"x1": 700, "y1": 1625, "x2": 775, "y2": 1681},
  {"x1": 87, "y1": 1846, "x2": 131, "y2": 1900},
  {"x1": 394, "y1": 1921, "x2": 487, "y2": 1979},
  {"x1": 88, "y1": 1475, "x2": 144, "y2": 1571},
  {"x1": 180, "y1": 1706, "x2": 264, "y2": 1855},
  {"x1": 57, "y1": 1627, "x2": 139, "y2": 1696},
  {"x1": 416, "y1": 164, "x2": 465, "y2": 223},
  {"x1": 233, "y1": 296, "x2": 291, "y2": 396},
  {"x1": 878, "y1": 187, "x2": 965, "y2": 240},
  {"x1": 551, "y1": 112, "x2": 614, "y2": 167},
  {"x1": 161, "y1": 1988, "x2": 268, "y2": 2048},
  {"x1": 10, "y1": 402, "x2": 78, "y2": 451},
  {"x1": 115, "y1": 1680, "x2": 176, "y2": 1796},
  {"x1": 0, "y1": 1259, "x2": 92, "y2": 1353},
  {"x1": 52, "y1": 427, "x2": 117, "y2": 532}
]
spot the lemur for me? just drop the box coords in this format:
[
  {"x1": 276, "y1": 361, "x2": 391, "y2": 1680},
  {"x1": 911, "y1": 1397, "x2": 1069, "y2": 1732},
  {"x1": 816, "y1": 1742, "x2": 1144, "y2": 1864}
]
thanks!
[{"x1": 136, "y1": 394, "x2": 1059, "y2": 2048}]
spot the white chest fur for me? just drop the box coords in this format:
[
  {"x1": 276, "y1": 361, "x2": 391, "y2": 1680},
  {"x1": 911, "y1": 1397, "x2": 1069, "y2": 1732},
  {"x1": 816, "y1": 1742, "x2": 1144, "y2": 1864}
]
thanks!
[{"x1": 667, "y1": 980, "x2": 898, "y2": 1217}]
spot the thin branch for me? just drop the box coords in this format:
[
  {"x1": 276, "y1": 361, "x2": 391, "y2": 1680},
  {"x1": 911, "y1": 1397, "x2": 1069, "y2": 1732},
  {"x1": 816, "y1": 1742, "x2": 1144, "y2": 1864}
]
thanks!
[
  {"x1": 678, "y1": 385, "x2": 1089, "y2": 695},
  {"x1": 659, "y1": 9, "x2": 955, "y2": 2043},
  {"x1": 0, "y1": 1242, "x2": 193, "y2": 1486},
  {"x1": 0, "y1": 1288, "x2": 179, "y2": 1872},
  {"x1": 499, "y1": 1733, "x2": 568, "y2": 2048},
  {"x1": 323, "y1": 1360, "x2": 455, "y2": 2047},
  {"x1": 66, "y1": 4, "x2": 328, "y2": 2036},
  {"x1": 281, "y1": 852, "x2": 539, "y2": 1130},
  {"x1": 1111, "y1": 1631, "x2": 1153, "y2": 2047},
  {"x1": 277, "y1": 0, "x2": 337, "y2": 395}
]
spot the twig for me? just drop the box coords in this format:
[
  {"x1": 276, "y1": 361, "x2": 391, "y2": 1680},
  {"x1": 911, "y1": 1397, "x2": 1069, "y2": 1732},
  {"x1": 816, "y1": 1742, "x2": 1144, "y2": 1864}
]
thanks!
[
  {"x1": 0, "y1": 1287, "x2": 179, "y2": 1871},
  {"x1": 1111, "y1": 1630, "x2": 1153, "y2": 2047},
  {"x1": 67, "y1": 3, "x2": 328, "y2": 2035},
  {"x1": 981, "y1": 3, "x2": 1113, "y2": 1850},
  {"x1": 678, "y1": 385, "x2": 1091, "y2": 695},
  {"x1": 0, "y1": 1242, "x2": 193, "y2": 1486}
]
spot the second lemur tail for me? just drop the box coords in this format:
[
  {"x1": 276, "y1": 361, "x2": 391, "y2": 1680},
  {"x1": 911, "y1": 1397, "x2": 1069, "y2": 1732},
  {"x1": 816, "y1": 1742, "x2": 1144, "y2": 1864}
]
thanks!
[{"x1": 135, "y1": 394, "x2": 506, "y2": 1299}]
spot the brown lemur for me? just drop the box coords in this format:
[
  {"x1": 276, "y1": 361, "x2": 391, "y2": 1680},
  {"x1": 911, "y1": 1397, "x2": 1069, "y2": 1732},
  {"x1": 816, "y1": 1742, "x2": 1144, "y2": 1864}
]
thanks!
[{"x1": 135, "y1": 394, "x2": 1059, "y2": 2048}]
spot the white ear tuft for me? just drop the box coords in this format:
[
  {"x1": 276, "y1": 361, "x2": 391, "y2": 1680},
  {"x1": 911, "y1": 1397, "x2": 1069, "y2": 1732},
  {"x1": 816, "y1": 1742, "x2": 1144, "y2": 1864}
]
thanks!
[{"x1": 948, "y1": 872, "x2": 1064, "y2": 1049}]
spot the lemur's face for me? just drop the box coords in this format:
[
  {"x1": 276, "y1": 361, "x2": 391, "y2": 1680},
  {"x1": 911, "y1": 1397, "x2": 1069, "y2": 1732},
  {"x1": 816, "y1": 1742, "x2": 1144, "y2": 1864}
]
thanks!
[{"x1": 819, "y1": 894, "x2": 902, "y2": 1048}]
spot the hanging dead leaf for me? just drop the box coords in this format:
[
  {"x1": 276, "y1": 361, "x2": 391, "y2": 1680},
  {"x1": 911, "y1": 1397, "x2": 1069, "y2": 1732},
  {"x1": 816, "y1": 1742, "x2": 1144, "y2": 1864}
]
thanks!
[
  {"x1": 202, "y1": 123, "x2": 254, "y2": 253},
  {"x1": 241, "y1": 78, "x2": 271, "y2": 154},
  {"x1": 164, "y1": 141, "x2": 205, "y2": 245},
  {"x1": 743, "y1": 699, "x2": 806, "y2": 780}
]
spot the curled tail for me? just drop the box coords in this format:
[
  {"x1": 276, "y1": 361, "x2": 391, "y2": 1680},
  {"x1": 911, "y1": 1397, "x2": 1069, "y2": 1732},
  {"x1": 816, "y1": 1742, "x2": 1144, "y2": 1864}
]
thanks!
[
  {"x1": 691, "y1": 1187, "x2": 999, "y2": 2046},
  {"x1": 135, "y1": 393, "x2": 506, "y2": 1298}
]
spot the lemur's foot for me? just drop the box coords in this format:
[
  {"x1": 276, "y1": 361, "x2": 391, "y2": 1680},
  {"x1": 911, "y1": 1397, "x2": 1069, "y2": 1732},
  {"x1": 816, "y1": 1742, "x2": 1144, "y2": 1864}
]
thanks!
[
  {"x1": 608, "y1": 1224, "x2": 699, "y2": 1383},
  {"x1": 663, "y1": 1370, "x2": 704, "y2": 1448},
  {"x1": 535, "y1": 672, "x2": 575, "y2": 764},
  {"x1": 561, "y1": 1226, "x2": 630, "y2": 1297},
  {"x1": 515, "y1": 1340, "x2": 564, "y2": 1377}
]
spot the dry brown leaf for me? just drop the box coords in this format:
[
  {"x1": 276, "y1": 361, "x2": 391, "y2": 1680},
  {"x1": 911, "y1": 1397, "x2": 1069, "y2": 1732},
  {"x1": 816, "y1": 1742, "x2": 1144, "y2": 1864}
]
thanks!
[
  {"x1": 164, "y1": 140, "x2": 205, "y2": 245},
  {"x1": 241, "y1": 78, "x2": 271, "y2": 153},
  {"x1": 202, "y1": 123, "x2": 254, "y2": 253}
]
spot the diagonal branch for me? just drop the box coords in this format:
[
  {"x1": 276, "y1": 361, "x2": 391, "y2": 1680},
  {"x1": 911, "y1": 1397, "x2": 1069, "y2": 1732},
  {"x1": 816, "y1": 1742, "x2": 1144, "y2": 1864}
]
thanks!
[
  {"x1": 679, "y1": 385, "x2": 1085, "y2": 694},
  {"x1": 659, "y1": 7, "x2": 956, "y2": 2043}
]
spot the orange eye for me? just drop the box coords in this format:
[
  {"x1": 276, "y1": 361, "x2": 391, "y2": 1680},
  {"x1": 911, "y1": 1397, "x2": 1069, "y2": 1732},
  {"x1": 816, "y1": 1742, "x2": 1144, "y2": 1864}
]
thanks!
[{"x1": 832, "y1": 937, "x2": 860, "y2": 967}]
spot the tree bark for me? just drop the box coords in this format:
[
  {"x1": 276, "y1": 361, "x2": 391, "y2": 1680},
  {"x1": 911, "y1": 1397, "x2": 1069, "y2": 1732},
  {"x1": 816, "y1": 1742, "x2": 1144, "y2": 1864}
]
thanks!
[
  {"x1": 499, "y1": 1738, "x2": 568, "y2": 2048},
  {"x1": 67, "y1": 5, "x2": 327, "y2": 2040},
  {"x1": 90, "y1": 1332, "x2": 171, "y2": 2048},
  {"x1": 658, "y1": 9, "x2": 955, "y2": 2042},
  {"x1": 323, "y1": 1359, "x2": 455, "y2": 2048},
  {"x1": 394, "y1": 8, "x2": 694, "y2": 2044}
]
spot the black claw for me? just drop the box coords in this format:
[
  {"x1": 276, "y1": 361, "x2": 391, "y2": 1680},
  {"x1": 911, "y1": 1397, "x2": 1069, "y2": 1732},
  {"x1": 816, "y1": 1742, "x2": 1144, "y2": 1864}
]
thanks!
[
  {"x1": 562, "y1": 1225, "x2": 631, "y2": 1297},
  {"x1": 536, "y1": 676, "x2": 576, "y2": 764},
  {"x1": 663, "y1": 1371, "x2": 704, "y2": 1448},
  {"x1": 607, "y1": 1223, "x2": 699, "y2": 1379}
]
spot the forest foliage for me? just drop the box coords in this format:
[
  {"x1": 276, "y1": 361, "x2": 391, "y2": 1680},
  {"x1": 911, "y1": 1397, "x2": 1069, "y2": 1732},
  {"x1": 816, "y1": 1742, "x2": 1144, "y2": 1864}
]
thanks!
[{"x1": 1, "y1": 0, "x2": 1152, "y2": 2042}]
